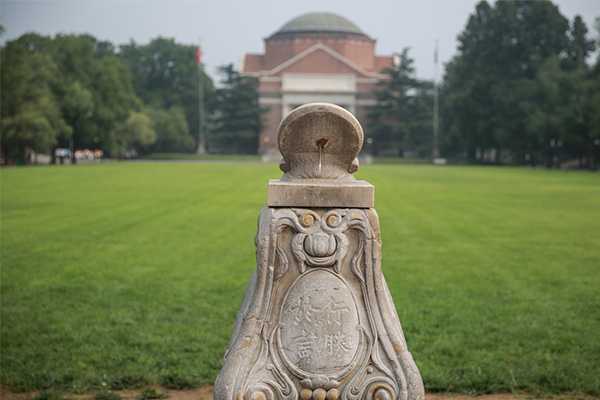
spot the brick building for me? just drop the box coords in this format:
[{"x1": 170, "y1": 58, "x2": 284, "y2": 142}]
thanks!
[{"x1": 242, "y1": 12, "x2": 394, "y2": 155}]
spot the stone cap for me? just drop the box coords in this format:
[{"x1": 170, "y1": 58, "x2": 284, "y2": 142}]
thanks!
[
  {"x1": 268, "y1": 179, "x2": 373, "y2": 208},
  {"x1": 268, "y1": 103, "x2": 374, "y2": 208}
]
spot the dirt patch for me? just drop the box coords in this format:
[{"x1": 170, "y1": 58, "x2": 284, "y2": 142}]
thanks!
[{"x1": 2, "y1": 385, "x2": 597, "y2": 400}]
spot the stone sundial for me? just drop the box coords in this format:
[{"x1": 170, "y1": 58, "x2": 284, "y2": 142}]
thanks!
[{"x1": 215, "y1": 103, "x2": 424, "y2": 400}]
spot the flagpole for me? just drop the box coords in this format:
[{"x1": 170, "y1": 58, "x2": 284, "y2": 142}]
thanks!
[
  {"x1": 196, "y1": 42, "x2": 206, "y2": 155},
  {"x1": 432, "y1": 39, "x2": 440, "y2": 161}
]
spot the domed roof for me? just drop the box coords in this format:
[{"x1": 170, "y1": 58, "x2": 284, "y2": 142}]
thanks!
[{"x1": 275, "y1": 12, "x2": 364, "y2": 35}]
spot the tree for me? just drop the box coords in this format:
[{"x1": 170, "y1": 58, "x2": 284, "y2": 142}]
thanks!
[
  {"x1": 127, "y1": 112, "x2": 156, "y2": 147},
  {"x1": 0, "y1": 39, "x2": 70, "y2": 163},
  {"x1": 524, "y1": 57, "x2": 585, "y2": 167},
  {"x1": 441, "y1": 0, "x2": 572, "y2": 164},
  {"x1": 119, "y1": 38, "x2": 214, "y2": 152},
  {"x1": 58, "y1": 35, "x2": 141, "y2": 155},
  {"x1": 566, "y1": 16, "x2": 596, "y2": 70},
  {"x1": 59, "y1": 81, "x2": 93, "y2": 160},
  {"x1": 114, "y1": 111, "x2": 156, "y2": 156},
  {"x1": 588, "y1": 77, "x2": 600, "y2": 168},
  {"x1": 584, "y1": 17, "x2": 600, "y2": 168},
  {"x1": 525, "y1": 15, "x2": 597, "y2": 168},
  {"x1": 1, "y1": 33, "x2": 141, "y2": 163},
  {"x1": 84, "y1": 55, "x2": 141, "y2": 155},
  {"x1": 149, "y1": 107, "x2": 193, "y2": 153},
  {"x1": 368, "y1": 49, "x2": 433, "y2": 157},
  {"x1": 208, "y1": 64, "x2": 263, "y2": 154}
]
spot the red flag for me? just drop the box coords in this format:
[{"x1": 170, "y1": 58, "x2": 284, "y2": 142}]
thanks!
[{"x1": 195, "y1": 47, "x2": 202, "y2": 65}]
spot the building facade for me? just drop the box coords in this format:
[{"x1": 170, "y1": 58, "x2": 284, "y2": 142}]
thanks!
[{"x1": 242, "y1": 12, "x2": 394, "y2": 155}]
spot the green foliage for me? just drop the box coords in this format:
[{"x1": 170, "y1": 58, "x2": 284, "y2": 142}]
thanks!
[
  {"x1": 208, "y1": 64, "x2": 264, "y2": 154},
  {"x1": 588, "y1": 75, "x2": 600, "y2": 144},
  {"x1": 567, "y1": 16, "x2": 596, "y2": 69},
  {"x1": 0, "y1": 33, "x2": 141, "y2": 162},
  {"x1": 148, "y1": 107, "x2": 193, "y2": 153},
  {"x1": 1, "y1": 33, "x2": 263, "y2": 162},
  {"x1": 589, "y1": 18, "x2": 600, "y2": 147},
  {"x1": 43, "y1": 34, "x2": 140, "y2": 154},
  {"x1": 441, "y1": 1, "x2": 599, "y2": 167},
  {"x1": 368, "y1": 49, "x2": 433, "y2": 157},
  {"x1": 1, "y1": 163, "x2": 600, "y2": 394},
  {"x1": 114, "y1": 111, "x2": 156, "y2": 156},
  {"x1": 0, "y1": 39, "x2": 71, "y2": 163},
  {"x1": 86, "y1": 56, "x2": 141, "y2": 154},
  {"x1": 523, "y1": 57, "x2": 600, "y2": 167},
  {"x1": 119, "y1": 38, "x2": 214, "y2": 150},
  {"x1": 0, "y1": 33, "x2": 223, "y2": 163},
  {"x1": 129, "y1": 112, "x2": 157, "y2": 147},
  {"x1": 61, "y1": 81, "x2": 94, "y2": 129}
]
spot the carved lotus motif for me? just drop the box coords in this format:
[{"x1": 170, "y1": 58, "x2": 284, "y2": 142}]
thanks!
[{"x1": 303, "y1": 233, "x2": 337, "y2": 258}]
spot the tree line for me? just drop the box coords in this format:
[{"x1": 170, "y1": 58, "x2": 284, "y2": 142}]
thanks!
[
  {"x1": 369, "y1": 1, "x2": 600, "y2": 168},
  {"x1": 2, "y1": 0, "x2": 599, "y2": 168},
  {"x1": 0, "y1": 31, "x2": 262, "y2": 164}
]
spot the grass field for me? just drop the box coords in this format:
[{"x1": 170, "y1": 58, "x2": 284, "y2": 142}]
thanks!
[
  {"x1": 1, "y1": 163, "x2": 599, "y2": 395},
  {"x1": 141, "y1": 153, "x2": 261, "y2": 161}
]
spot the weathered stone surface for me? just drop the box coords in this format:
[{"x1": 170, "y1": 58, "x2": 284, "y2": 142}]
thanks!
[
  {"x1": 267, "y1": 179, "x2": 374, "y2": 208},
  {"x1": 215, "y1": 103, "x2": 424, "y2": 400},
  {"x1": 277, "y1": 103, "x2": 362, "y2": 181},
  {"x1": 280, "y1": 268, "x2": 360, "y2": 374},
  {"x1": 268, "y1": 103, "x2": 371, "y2": 208}
]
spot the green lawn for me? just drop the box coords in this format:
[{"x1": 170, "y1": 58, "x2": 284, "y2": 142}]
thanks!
[
  {"x1": 141, "y1": 153, "x2": 261, "y2": 161},
  {"x1": 1, "y1": 163, "x2": 599, "y2": 395}
]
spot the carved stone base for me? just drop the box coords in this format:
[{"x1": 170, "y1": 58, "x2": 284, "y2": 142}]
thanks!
[
  {"x1": 215, "y1": 103, "x2": 423, "y2": 400},
  {"x1": 214, "y1": 208, "x2": 424, "y2": 400}
]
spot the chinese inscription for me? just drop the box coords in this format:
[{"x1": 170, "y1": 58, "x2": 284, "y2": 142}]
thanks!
[{"x1": 280, "y1": 269, "x2": 360, "y2": 374}]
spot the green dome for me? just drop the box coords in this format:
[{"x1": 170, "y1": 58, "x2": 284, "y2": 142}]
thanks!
[{"x1": 276, "y1": 12, "x2": 364, "y2": 35}]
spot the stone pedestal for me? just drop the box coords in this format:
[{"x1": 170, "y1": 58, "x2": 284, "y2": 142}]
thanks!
[{"x1": 215, "y1": 103, "x2": 424, "y2": 400}]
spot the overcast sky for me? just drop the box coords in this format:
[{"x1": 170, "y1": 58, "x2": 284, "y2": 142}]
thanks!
[{"x1": 1, "y1": 0, "x2": 598, "y2": 81}]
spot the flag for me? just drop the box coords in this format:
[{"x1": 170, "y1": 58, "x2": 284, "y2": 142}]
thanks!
[
  {"x1": 195, "y1": 46, "x2": 202, "y2": 65},
  {"x1": 434, "y1": 40, "x2": 438, "y2": 64}
]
